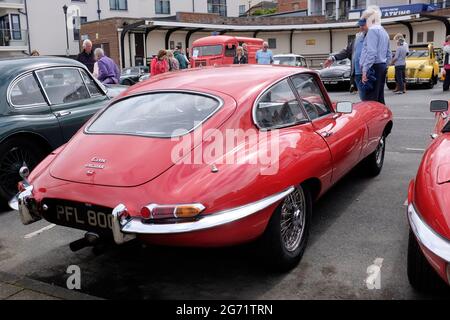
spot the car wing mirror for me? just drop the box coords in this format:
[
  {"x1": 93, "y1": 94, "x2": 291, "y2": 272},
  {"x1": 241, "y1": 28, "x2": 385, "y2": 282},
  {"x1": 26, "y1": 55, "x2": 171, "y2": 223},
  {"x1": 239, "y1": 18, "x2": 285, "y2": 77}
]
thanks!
[
  {"x1": 430, "y1": 100, "x2": 448, "y2": 113},
  {"x1": 336, "y1": 101, "x2": 353, "y2": 114}
]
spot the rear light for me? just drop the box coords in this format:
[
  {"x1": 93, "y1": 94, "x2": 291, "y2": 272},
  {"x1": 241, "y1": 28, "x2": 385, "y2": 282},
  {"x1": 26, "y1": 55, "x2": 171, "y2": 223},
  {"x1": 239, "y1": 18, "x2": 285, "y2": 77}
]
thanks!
[{"x1": 140, "y1": 203, "x2": 205, "y2": 220}]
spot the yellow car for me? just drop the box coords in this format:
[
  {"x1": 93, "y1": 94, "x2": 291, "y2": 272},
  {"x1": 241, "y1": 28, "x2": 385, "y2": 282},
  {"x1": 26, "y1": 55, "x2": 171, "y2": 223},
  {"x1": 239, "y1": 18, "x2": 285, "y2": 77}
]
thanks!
[{"x1": 387, "y1": 43, "x2": 439, "y2": 89}]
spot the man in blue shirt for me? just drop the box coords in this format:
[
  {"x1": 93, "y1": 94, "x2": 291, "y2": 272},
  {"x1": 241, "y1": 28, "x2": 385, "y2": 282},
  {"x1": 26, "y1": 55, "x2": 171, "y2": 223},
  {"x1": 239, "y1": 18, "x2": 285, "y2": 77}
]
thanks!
[
  {"x1": 324, "y1": 18, "x2": 368, "y2": 100},
  {"x1": 391, "y1": 35, "x2": 408, "y2": 94},
  {"x1": 359, "y1": 6, "x2": 391, "y2": 104},
  {"x1": 256, "y1": 42, "x2": 274, "y2": 65}
]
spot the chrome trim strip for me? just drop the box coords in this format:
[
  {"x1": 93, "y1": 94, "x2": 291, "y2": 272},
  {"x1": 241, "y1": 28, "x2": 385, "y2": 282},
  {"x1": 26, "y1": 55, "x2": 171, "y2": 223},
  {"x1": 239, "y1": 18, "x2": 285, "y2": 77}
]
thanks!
[
  {"x1": 114, "y1": 187, "x2": 294, "y2": 237},
  {"x1": 7, "y1": 71, "x2": 49, "y2": 109},
  {"x1": 407, "y1": 203, "x2": 450, "y2": 262}
]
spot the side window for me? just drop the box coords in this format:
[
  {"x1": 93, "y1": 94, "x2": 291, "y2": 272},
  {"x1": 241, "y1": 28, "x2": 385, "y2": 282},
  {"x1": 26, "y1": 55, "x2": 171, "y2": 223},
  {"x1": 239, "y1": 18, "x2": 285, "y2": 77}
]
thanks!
[
  {"x1": 36, "y1": 68, "x2": 91, "y2": 105},
  {"x1": 291, "y1": 74, "x2": 332, "y2": 120},
  {"x1": 225, "y1": 45, "x2": 236, "y2": 57},
  {"x1": 80, "y1": 69, "x2": 103, "y2": 96},
  {"x1": 255, "y1": 79, "x2": 307, "y2": 129},
  {"x1": 9, "y1": 73, "x2": 46, "y2": 107}
]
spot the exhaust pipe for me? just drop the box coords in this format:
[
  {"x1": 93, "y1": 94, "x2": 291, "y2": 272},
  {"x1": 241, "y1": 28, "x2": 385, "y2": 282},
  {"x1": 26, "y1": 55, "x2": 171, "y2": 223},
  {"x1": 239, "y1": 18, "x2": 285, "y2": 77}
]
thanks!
[{"x1": 69, "y1": 232, "x2": 100, "y2": 252}]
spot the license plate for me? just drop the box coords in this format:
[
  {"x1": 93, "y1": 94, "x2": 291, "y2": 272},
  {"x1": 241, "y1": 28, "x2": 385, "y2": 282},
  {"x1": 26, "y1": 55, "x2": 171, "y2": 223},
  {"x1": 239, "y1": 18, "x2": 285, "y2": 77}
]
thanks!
[
  {"x1": 324, "y1": 81, "x2": 338, "y2": 84},
  {"x1": 42, "y1": 199, "x2": 113, "y2": 233}
]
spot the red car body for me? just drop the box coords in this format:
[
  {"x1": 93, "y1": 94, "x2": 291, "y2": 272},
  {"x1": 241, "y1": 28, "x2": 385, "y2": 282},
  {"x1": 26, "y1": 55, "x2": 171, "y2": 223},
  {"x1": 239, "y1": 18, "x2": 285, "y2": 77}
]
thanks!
[
  {"x1": 407, "y1": 100, "x2": 450, "y2": 288},
  {"x1": 14, "y1": 65, "x2": 392, "y2": 268}
]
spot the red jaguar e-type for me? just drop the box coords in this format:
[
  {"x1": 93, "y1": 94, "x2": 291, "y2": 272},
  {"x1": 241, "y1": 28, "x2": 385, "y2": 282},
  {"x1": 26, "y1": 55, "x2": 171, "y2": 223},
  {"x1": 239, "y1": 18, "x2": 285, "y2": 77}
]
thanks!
[
  {"x1": 12, "y1": 65, "x2": 392, "y2": 270},
  {"x1": 407, "y1": 100, "x2": 450, "y2": 290}
]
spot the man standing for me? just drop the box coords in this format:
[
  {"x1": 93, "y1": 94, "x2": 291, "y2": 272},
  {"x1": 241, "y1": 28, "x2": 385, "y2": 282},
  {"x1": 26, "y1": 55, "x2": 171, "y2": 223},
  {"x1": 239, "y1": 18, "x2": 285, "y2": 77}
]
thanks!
[
  {"x1": 391, "y1": 35, "x2": 408, "y2": 94},
  {"x1": 256, "y1": 42, "x2": 273, "y2": 65},
  {"x1": 359, "y1": 5, "x2": 391, "y2": 104},
  {"x1": 323, "y1": 18, "x2": 369, "y2": 99},
  {"x1": 443, "y1": 35, "x2": 450, "y2": 91},
  {"x1": 77, "y1": 39, "x2": 96, "y2": 73},
  {"x1": 174, "y1": 45, "x2": 188, "y2": 70}
]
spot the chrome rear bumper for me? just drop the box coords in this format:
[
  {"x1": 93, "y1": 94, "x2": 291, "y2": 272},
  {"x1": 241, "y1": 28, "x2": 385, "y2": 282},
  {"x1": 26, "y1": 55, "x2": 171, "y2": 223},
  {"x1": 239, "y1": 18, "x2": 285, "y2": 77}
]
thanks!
[
  {"x1": 12, "y1": 184, "x2": 294, "y2": 246},
  {"x1": 12, "y1": 186, "x2": 42, "y2": 225},
  {"x1": 111, "y1": 187, "x2": 294, "y2": 245}
]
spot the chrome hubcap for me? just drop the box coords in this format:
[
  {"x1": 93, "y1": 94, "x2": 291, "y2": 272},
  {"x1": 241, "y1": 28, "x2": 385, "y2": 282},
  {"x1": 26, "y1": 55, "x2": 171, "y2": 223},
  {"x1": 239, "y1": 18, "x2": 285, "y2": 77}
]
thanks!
[
  {"x1": 280, "y1": 187, "x2": 306, "y2": 252},
  {"x1": 376, "y1": 137, "x2": 385, "y2": 166}
]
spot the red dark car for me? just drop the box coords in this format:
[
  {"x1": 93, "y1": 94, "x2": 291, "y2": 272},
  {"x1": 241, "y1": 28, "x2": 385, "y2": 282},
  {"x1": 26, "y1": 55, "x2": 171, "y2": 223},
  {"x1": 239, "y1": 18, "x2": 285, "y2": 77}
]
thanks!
[
  {"x1": 12, "y1": 65, "x2": 393, "y2": 270},
  {"x1": 407, "y1": 99, "x2": 450, "y2": 290}
]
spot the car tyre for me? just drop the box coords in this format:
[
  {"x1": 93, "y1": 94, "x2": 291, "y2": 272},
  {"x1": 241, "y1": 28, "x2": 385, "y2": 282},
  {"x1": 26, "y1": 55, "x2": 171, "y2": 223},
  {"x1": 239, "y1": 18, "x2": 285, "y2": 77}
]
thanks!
[
  {"x1": 426, "y1": 74, "x2": 435, "y2": 89},
  {"x1": 363, "y1": 134, "x2": 386, "y2": 177},
  {"x1": 407, "y1": 230, "x2": 447, "y2": 292},
  {"x1": 0, "y1": 137, "x2": 46, "y2": 202},
  {"x1": 260, "y1": 185, "x2": 312, "y2": 272}
]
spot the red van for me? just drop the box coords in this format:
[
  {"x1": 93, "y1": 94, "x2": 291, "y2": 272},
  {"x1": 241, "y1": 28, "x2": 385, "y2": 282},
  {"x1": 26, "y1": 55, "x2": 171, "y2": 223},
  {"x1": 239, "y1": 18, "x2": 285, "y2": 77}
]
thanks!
[{"x1": 191, "y1": 35, "x2": 264, "y2": 67}]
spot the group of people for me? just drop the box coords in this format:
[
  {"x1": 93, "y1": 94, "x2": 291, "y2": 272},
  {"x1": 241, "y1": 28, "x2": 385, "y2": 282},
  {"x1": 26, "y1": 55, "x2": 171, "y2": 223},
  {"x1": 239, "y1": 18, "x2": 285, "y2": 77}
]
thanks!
[
  {"x1": 77, "y1": 39, "x2": 120, "y2": 84},
  {"x1": 150, "y1": 45, "x2": 190, "y2": 76},
  {"x1": 324, "y1": 5, "x2": 390, "y2": 104},
  {"x1": 325, "y1": 5, "x2": 450, "y2": 103}
]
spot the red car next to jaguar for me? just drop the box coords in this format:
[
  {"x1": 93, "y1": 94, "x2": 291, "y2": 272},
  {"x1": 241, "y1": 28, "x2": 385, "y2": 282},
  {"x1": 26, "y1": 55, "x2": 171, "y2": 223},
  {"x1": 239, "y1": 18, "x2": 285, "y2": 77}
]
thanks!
[
  {"x1": 12, "y1": 65, "x2": 392, "y2": 270},
  {"x1": 407, "y1": 99, "x2": 450, "y2": 290}
]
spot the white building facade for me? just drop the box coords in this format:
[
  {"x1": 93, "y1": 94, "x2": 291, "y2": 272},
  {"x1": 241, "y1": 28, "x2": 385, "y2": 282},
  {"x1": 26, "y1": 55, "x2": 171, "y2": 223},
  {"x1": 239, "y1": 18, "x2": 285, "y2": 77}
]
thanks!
[{"x1": 0, "y1": 0, "x2": 29, "y2": 57}]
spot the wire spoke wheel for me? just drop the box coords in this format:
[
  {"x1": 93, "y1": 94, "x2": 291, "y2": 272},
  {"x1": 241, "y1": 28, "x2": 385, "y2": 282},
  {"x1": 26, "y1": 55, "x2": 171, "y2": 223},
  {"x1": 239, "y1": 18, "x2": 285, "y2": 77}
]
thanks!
[
  {"x1": 280, "y1": 187, "x2": 306, "y2": 252},
  {"x1": 0, "y1": 145, "x2": 36, "y2": 199}
]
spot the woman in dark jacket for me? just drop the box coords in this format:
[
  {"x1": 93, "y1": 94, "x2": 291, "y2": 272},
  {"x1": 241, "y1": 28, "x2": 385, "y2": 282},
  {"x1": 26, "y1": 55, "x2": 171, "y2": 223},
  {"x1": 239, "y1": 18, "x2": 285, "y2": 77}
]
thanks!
[{"x1": 233, "y1": 46, "x2": 247, "y2": 64}]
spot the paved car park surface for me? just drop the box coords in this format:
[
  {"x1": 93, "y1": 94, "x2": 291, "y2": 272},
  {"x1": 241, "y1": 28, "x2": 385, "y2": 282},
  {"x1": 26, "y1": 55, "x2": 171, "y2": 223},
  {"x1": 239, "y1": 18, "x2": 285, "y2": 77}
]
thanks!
[{"x1": 0, "y1": 85, "x2": 449, "y2": 299}]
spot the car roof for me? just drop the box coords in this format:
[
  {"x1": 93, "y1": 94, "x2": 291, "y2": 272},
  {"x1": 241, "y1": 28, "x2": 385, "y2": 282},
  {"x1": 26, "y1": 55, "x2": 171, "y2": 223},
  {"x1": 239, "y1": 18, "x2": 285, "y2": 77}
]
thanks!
[
  {"x1": 0, "y1": 56, "x2": 86, "y2": 79},
  {"x1": 126, "y1": 65, "x2": 313, "y2": 100},
  {"x1": 192, "y1": 35, "x2": 263, "y2": 46}
]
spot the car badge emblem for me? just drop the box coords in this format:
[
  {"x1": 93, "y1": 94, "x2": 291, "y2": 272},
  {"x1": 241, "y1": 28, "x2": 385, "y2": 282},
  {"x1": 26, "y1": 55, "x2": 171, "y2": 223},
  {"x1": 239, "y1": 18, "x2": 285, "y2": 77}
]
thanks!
[{"x1": 84, "y1": 157, "x2": 107, "y2": 173}]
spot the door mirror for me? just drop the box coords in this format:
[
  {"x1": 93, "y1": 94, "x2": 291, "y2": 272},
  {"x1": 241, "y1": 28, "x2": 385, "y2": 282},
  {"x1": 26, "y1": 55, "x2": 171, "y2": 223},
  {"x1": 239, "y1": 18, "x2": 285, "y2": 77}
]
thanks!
[
  {"x1": 336, "y1": 101, "x2": 353, "y2": 113},
  {"x1": 430, "y1": 100, "x2": 448, "y2": 113}
]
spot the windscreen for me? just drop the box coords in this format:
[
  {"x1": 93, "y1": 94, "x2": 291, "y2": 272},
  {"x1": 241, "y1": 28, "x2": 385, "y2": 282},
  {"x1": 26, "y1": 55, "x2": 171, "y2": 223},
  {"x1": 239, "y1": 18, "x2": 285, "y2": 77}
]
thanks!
[{"x1": 87, "y1": 92, "x2": 221, "y2": 138}]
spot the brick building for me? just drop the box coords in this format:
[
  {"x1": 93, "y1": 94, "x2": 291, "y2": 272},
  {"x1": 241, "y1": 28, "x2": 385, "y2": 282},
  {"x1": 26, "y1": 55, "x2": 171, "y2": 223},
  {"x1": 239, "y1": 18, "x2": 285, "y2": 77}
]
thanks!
[{"x1": 278, "y1": 0, "x2": 308, "y2": 13}]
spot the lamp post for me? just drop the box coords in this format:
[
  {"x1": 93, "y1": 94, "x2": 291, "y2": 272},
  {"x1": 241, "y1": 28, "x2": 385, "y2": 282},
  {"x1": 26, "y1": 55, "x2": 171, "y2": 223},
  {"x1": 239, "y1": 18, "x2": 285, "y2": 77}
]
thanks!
[{"x1": 63, "y1": 4, "x2": 69, "y2": 56}]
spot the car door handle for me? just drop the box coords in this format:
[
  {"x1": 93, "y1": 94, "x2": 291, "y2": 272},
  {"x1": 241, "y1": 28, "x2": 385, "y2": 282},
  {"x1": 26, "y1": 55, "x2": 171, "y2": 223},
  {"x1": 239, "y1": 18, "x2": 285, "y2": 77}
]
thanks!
[
  {"x1": 321, "y1": 131, "x2": 333, "y2": 138},
  {"x1": 55, "y1": 111, "x2": 71, "y2": 118}
]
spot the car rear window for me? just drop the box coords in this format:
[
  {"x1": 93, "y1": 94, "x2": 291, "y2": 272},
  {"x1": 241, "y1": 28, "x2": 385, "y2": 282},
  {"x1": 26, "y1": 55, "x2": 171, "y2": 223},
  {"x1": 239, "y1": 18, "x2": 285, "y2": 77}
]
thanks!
[
  {"x1": 87, "y1": 92, "x2": 221, "y2": 138},
  {"x1": 192, "y1": 45, "x2": 223, "y2": 57}
]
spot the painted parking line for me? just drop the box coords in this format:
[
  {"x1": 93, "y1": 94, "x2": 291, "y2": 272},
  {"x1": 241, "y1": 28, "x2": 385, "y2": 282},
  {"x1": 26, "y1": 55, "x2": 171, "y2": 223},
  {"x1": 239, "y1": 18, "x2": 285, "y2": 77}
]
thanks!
[
  {"x1": 405, "y1": 148, "x2": 425, "y2": 152},
  {"x1": 365, "y1": 258, "x2": 384, "y2": 290},
  {"x1": 24, "y1": 224, "x2": 56, "y2": 239},
  {"x1": 395, "y1": 117, "x2": 435, "y2": 120}
]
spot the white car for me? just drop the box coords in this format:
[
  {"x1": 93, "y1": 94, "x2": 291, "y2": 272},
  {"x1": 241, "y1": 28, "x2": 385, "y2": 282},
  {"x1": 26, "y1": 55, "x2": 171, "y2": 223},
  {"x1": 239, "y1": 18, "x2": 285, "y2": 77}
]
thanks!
[{"x1": 273, "y1": 54, "x2": 308, "y2": 68}]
